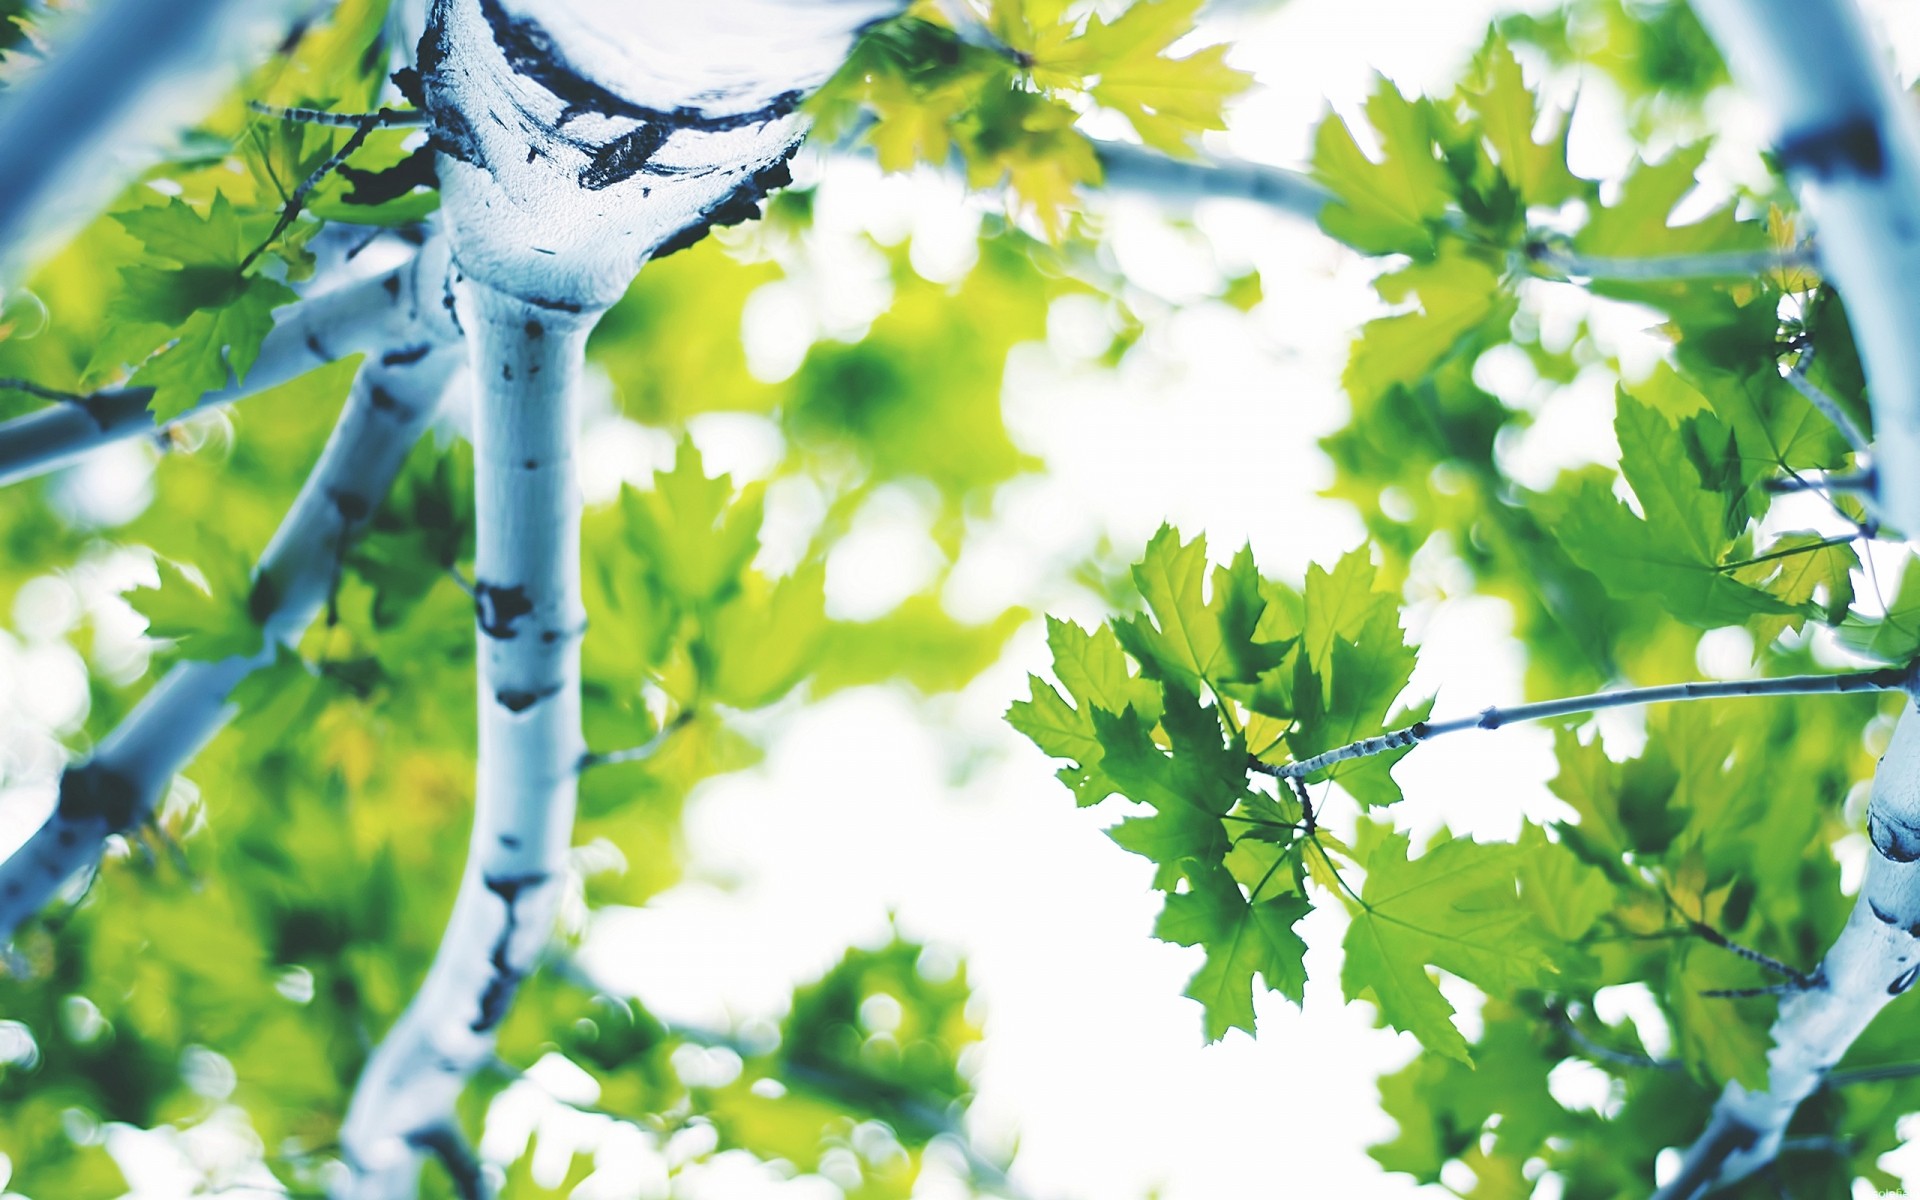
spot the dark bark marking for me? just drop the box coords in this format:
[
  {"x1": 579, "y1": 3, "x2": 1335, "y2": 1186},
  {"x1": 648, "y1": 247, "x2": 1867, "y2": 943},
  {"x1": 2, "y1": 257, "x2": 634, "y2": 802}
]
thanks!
[
  {"x1": 57, "y1": 763, "x2": 141, "y2": 832},
  {"x1": 579, "y1": 123, "x2": 671, "y2": 190},
  {"x1": 502, "y1": 364, "x2": 513, "y2": 381},
  {"x1": 416, "y1": 10, "x2": 484, "y2": 167},
  {"x1": 381, "y1": 273, "x2": 402, "y2": 300},
  {"x1": 305, "y1": 333, "x2": 332, "y2": 361},
  {"x1": 474, "y1": 582, "x2": 534, "y2": 639},
  {"x1": 527, "y1": 295, "x2": 582, "y2": 313},
  {"x1": 1871, "y1": 898, "x2": 1900, "y2": 924},
  {"x1": 248, "y1": 572, "x2": 281, "y2": 624},
  {"x1": 499, "y1": 833, "x2": 521, "y2": 849},
  {"x1": 472, "y1": 872, "x2": 548, "y2": 1033},
  {"x1": 495, "y1": 686, "x2": 558, "y2": 713},
  {"x1": 393, "y1": 66, "x2": 425, "y2": 109},
  {"x1": 370, "y1": 384, "x2": 400, "y2": 412},
  {"x1": 381, "y1": 343, "x2": 433, "y2": 367},
  {"x1": 653, "y1": 152, "x2": 797, "y2": 259},
  {"x1": 1780, "y1": 115, "x2": 1886, "y2": 181},
  {"x1": 1892, "y1": 962, "x2": 1920, "y2": 996},
  {"x1": 339, "y1": 144, "x2": 440, "y2": 207},
  {"x1": 523, "y1": 319, "x2": 544, "y2": 340},
  {"x1": 478, "y1": 0, "x2": 800, "y2": 133},
  {"x1": 331, "y1": 490, "x2": 372, "y2": 523}
]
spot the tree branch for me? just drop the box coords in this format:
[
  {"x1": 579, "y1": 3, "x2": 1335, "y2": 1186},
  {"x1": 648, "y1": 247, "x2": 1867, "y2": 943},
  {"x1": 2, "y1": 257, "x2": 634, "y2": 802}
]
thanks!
[
  {"x1": 0, "y1": 236, "x2": 461, "y2": 941},
  {"x1": 1650, "y1": 696, "x2": 1920, "y2": 1200},
  {"x1": 1091, "y1": 142, "x2": 1330, "y2": 222},
  {"x1": 331, "y1": 4, "x2": 905, "y2": 1193},
  {"x1": 0, "y1": 0, "x2": 320, "y2": 278},
  {"x1": 335, "y1": 283, "x2": 594, "y2": 1200},
  {"x1": 1692, "y1": 0, "x2": 1920, "y2": 533},
  {"x1": 0, "y1": 245, "x2": 431, "y2": 487},
  {"x1": 1249, "y1": 665, "x2": 1911, "y2": 782},
  {"x1": 1525, "y1": 240, "x2": 1816, "y2": 283}
]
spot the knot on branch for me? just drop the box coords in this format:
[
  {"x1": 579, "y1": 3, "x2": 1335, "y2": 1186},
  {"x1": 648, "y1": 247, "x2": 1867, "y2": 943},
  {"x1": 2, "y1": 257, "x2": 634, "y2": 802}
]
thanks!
[{"x1": 1870, "y1": 810, "x2": 1920, "y2": 863}]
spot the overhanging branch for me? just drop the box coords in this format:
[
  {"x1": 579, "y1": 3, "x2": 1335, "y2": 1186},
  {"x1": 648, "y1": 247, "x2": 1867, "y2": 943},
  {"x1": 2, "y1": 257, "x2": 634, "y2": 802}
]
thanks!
[
  {"x1": 0, "y1": 245, "x2": 435, "y2": 487},
  {"x1": 0, "y1": 236, "x2": 461, "y2": 941}
]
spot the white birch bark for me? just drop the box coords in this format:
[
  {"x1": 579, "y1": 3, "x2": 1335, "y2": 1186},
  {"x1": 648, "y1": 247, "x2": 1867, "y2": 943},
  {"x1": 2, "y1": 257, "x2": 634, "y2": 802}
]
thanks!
[
  {"x1": 334, "y1": 3, "x2": 895, "y2": 1193},
  {"x1": 1652, "y1": 693, "x2": 1920, "y2": 1198},
  {"x1": 1691, "y1": 0, "x2": 1920, "y2": 534},
  {"x1": 0, "y1": 235, "x2": 461, "y2": 940},
  {"x1": 0, "y1": 0, "x2": 324, "y2": 279},
  {"x1": 335, "y1": 281, "x2": 590, "y2": 1200},
  {"x1": 0, "y1": 240, "x2": 438, "y2": 486}
]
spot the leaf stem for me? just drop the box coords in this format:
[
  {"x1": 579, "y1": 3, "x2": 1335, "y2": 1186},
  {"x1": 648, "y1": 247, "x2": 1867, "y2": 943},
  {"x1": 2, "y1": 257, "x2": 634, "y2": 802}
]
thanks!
[{"x1": 1251, "y1": 664, "x2": 1915, "y2": 782}]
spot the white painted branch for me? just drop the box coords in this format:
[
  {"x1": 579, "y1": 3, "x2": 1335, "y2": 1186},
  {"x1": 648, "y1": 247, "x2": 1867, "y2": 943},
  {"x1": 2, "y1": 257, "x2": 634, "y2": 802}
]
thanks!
[
  {"x1": 1652, "y1": 695, "x2": 1920, "y2": 1198},
  {"x1": 0, "y1": 236, "x2": 461, "y2": 940},
  {"x1": 0, "y1": 0, "x2": 324, "y2": 279},
  {"x1": 1692, "y1": 0, "x2": 1920, "y2": 532},
  {"x1": 418, "y1": 0, "x2": 897, "y2": 310},
  {"x1": 334, "y1": 281, "x2": 591, "y2": 1200},
  {"x1": 1092, "y1": 142, "x2": 1329, "y2": 222},
  {"x1": 1251, "y1": 665, "x2": 1911, "y2": 781},
  {"x1": 334, "y1": 5, "x2": 897, "y2": 1193},
  {"x1": 0, "y1": 243, "x2": 434, "y2": 487}
]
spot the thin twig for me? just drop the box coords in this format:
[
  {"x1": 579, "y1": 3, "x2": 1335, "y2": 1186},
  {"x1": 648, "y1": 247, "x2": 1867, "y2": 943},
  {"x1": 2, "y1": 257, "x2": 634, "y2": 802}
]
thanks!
[
  {"x1": 1526, "y1": 241, "x2": 1816, "y2": 283},
  {"x1": 1785, "y1": 345, "x2": 1873, "y2": 457},
  {"x1": 0, "y1": 378, "x2": 88, "y2": 405},
  {"x1": 1826, "y1": 1060, "x2": 1920, "y2": 1086},
  {"x1": 1763, "y1": 470, "x2": 1876, "y2": 496},
  {"x1": 579, "y1": 710, "x2": 695, "y2": 771},
  {"x1": 248, "y1": 100, "x2": 426, "y2": 128},
  {"x1": 239, "y1": 113, "x2": 381, "y2": 273},
  {"x1": 1701, "y1": 983, "x2": 1804, "y2": 999},
  {"x1": 1689, "y1": 921, "x2": 1817, "y2": 989},
  {"x1": 1547, "y1": 1005, "x2": 1683, "y2": 1072},
  {"x1": 1250, "y1": 664, "x2": 1915, "y2": 781}
]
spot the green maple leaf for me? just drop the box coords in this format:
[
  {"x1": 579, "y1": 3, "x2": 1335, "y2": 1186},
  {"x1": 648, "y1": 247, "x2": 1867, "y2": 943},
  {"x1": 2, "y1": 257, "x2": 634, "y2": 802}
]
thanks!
[
  {"x1": 1313, "y1": 75, "x2": 1453, "y2": 257},
  {"x1": 1575, "y1": 143, "x2": 1757, "y2": 257},
  {"x1": 1733, "y1": 530, "x2": 1858, "y2": 647},
  {"x1": 1549, "y1": 393, "x2": 1801, "y2": 627},
  {"x1": 1344, "y1": 249, "x2": 1515, "y2": 411},
  {"x1": 704, "y1": 563, "x2": 828, "y2": 709},
  {"x1": 1341, "y1": 830, "x2": 1551, "y2": 1064},
  {"x1": 1837, "y1": 555, "x2": 1920, "y2": 664},
  {"x1": 621, "y1": 438, "x2": 765, "y2": 610},
  {"x1": 1463, "y1": 36, "x2": 1585, "y2": 208},
  {"x1": 1094, "y1": 688, "x2": 1247, "y2": 888},
  {"x1": 1515, "y1": 822, "x2": 1615, "y2": 944},
  {"x1": 129, "y1": 549, "x2": 266, "y2": 661},
  {"x1": 1281, "y1": 548, "x2": 1425, "y2": 805},
  {"x1": 1114, "y1": 526, "x2": 1287, "y2": 694},
  {"x1": 91, "y1": 194, "x2": 299, "y2": 421},
  {"x1": 1007, "y1": 617, "x2": 1163, "y2": 806},
  {"x1": 1154, "y1": 862, "x2": 1310, "y2": 1040}
]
